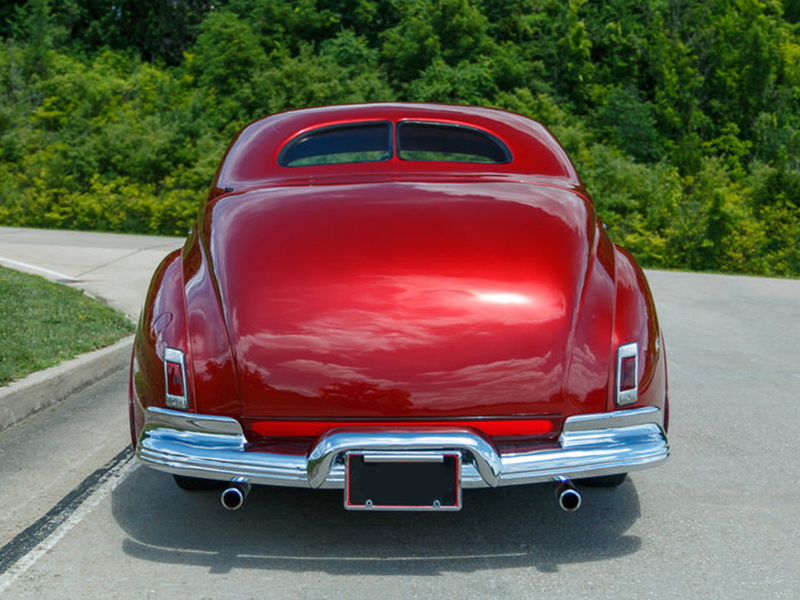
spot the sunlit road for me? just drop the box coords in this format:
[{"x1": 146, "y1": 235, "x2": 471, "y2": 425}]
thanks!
[
  {"x1": 0, "y1": 269, "x2": 798, "y2": 599},
  {"x1": 0, "y1": 227, "x2": 183, "y2": 319}
]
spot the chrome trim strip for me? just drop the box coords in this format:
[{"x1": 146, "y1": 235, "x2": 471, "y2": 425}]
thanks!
[
  {"x1": 137, "y1": 407, "x2": 308, "y2": 486},
  {"x1": 144, "y1": 406, "x2": 244, "y2": 435},
  {"x1": 562, "y1": 405, "x2": 663, "y2": 432},
  {"x1": 136, "y1": 406, "x2": 669, "y2": 490},
  {"x1": 499, "y1": 423, "x2": 667, "y2": 485}
]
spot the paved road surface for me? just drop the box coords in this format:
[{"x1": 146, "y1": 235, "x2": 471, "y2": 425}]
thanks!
[
  {"x1": 0, "y1": 227, "x2": 184, "y2": 319},
  {"x1": 0, "y1": 229, "x2": 797, "y2": 598}
]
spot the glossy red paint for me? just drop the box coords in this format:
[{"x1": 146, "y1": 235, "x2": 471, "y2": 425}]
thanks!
[
  {"x1": 130, "y1": 250, "x2": 189, "y2": 442},
  {"x1": 210, "y1": 103, "x2": 583, "y2": 198},
  {"x1": 611, "y1": 248, "x2": 667, "y2": 415},
  {"x1": 130, "y1": 103, "x2": 667, "y2": 451},
  {"x1": 204, "y1": 180, "x2": 604, "y2": 420}
]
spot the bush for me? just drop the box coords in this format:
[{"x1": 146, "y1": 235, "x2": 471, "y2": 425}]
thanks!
[{"x1": 0, "y1": 0, "x2": 798, "y2": 277}]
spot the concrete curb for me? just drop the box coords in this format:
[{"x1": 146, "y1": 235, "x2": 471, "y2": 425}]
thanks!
[{"x1": 0, "y1": 335, "x2": 134, "y2": 433}]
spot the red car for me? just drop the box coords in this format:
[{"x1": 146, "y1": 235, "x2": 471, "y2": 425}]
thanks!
[{"x1": 129, "y1": 103, "x2": 669, "y2": 512}]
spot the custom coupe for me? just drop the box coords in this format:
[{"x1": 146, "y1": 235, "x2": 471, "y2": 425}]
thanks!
[{"x1": 129, "y1": 103, "x2": 669, "y2": 512}]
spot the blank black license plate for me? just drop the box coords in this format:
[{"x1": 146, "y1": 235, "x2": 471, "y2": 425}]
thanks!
[{"x1": 345, "y1": 452, "x2": 461, "y2": 511}]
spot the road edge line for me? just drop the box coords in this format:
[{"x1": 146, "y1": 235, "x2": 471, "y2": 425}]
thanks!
[{"x1": 0, "y1": 447, "x2": 137, "y2": 591}]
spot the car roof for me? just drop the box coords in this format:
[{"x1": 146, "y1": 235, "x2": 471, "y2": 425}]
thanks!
[{"x1": 210, "y1": 103, "x2": 583, "y2": 198}]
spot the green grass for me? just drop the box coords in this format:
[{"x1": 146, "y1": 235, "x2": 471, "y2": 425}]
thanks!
[{"x1": 0, "y1": 266, "x2": 135, "y2": 386}]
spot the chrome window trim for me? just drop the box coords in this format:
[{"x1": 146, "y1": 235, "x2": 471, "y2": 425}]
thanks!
[{"x1": 136, "y1": 406, "x2": 668, "y2": 490}]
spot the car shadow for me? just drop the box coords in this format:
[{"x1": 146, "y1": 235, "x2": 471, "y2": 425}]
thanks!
[{"x1": 112, "y1": 467, "x2": 642, "y2": 575}]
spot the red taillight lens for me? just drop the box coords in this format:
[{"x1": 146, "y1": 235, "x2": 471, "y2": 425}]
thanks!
[
  {"x1": 615, "y1": 342, "x2": 638, "y2": 406},
  {"x1": 166, "y1": 361, "x2": 184, "y2": 397},
  {"x1": 164, "y1": 347, "x2": 189, "y2": 410},
  {"x1": 619, "y1": 355, "x2": 637, "y2": 391}
]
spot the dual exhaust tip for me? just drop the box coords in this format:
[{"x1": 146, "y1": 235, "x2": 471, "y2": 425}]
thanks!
[
  {"x1": 219, "y1": 475, "x2": 583, "y2": 512},
  {"x1": 555, "y1": 476, "x2": 582, "y2": 512},
  {"x1": 220, "y1": 477, "x2": 250, "y2": 511}
]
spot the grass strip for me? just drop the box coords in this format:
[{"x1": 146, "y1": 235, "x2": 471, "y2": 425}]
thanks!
[{"x1": 0, "y1": 266, "x2": 134, "y2": 386}]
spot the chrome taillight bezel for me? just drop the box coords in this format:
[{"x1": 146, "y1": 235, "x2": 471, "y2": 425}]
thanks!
[
  {"x1": 615, "y1": 342, "x2": 638, "y2": 406},
  {"x1": 164, "y1": 347, "x2": 190, "y2": 410}
]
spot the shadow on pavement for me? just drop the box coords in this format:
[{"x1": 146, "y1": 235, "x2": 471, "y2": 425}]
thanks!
[{"x1": 112, "y1": 466, "x2": 642, "y2": 575}]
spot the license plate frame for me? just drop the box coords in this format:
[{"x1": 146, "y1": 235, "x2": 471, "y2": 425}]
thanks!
[{"x1": 344, "y1": 451, "x2": 462, "y2": 511}]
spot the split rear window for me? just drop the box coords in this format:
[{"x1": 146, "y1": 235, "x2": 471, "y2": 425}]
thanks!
[
  {"x1": 279, "y1": 121, "x2": 511, "y2": 167},
  {"x1": 279, "y1": 122, "x2": 392, "y2": 167}
]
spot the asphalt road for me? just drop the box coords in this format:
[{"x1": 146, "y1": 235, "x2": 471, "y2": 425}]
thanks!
[
  {"x1": 0, "y1": 227, "x2": 184, "y2": 319},
  {"x1": 0, "y1": 267, "x2": 798, "y2": 598}
]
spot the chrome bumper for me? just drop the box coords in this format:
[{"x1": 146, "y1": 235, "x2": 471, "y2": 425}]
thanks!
[{"x1": 135, "y1": 406, "x2": 669, "y2": 488}]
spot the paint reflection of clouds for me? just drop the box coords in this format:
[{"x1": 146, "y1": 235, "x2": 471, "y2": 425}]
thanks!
[
  {"x1": 279, "y1": 359, "x2": 396, "y2": 388},
  {"x1": 237, "y1": 274, "x2": 566, "y2": 359},
  {"x1": 474, "y1": 292, "x2": 530, "y2": 305},
  {"x1": 413, "y1": 355, "x2": 564, "y2": 408},
  {"x1": 393, "y1": 181, "x2": 589, "y2": 235},
  {"x1": 232, "y1": 276, "x2": 571, "y2": 401}
]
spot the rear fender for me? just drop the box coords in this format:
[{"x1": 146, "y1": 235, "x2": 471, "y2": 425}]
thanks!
[
  {"x1": 611, "y1": 248, "x2": 667, "y2": 414},
  {"x1": 181, "y1": 227, "x2": 241, "y2": 417},
  {"x1": 129, "y1": 249, "x2": 191, "y2": 447},
  {"x1": 562, "y1": 226, "x2": 616, "y2": 417}
]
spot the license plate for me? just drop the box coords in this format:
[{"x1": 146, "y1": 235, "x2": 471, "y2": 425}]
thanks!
[{"x1": 345, "y1": 452, "x2": 461, "y2": 511}]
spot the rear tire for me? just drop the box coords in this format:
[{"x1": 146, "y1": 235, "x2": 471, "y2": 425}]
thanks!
[
  {"x1": 173, "y1": 474, "x2": 223, "y2": 491},
  {"x1": 578, "y1": 473, "x2": 627, "y2": 487}
]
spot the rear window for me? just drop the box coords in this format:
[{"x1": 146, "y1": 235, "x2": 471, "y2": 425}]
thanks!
[
  {"x1": 278, "y1": 120, "x2": 511, "y2": 167},
  {"x1": 397, "y1": 122, "x2": 510, "y2": 164},
  {"x1": 279, "y1": 122, "x2": 392, "y2": 167}
]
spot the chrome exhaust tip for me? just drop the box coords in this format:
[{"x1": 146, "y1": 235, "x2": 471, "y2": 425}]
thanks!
[
  {"x1": 221, "y1": 477, "x2": 251, "y2": 511},
  {"x1": 554, "y1": 476, "x2": 582, "y2": 512}
]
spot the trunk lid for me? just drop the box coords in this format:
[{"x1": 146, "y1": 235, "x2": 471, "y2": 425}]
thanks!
[{"x1": 204, "y1": 180, "x2": 596, "y2": 419}]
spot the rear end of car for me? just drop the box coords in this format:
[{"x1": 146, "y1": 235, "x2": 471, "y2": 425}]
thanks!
[{"x1": 132, "y1": 178, "x2": 669, "y2": 512}]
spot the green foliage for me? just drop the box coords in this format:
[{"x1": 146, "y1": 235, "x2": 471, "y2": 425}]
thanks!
[
  {"x1": 254, "y1": 40, "x2": 394, "y2": 114},
  {"x1": 596, "y1": 86, "x2": 662, "y2": 162},
  {"x1": 189, "y1": 11, "x2": 265, "y2": 92},
  {"x1": 228, "y1": 0, "x2": 340, "y2": 53},
  {"x1": 748, "y1": 165, "x2": 800, "y2": 275},
  {"x1": 379, "y1": 0, "x2": 494, "y2": 85},
  {"x1": 0, "y1": 265, "x2": 134, "y2": 385},
  {"x1": 57, "y1": 0, "x2": 215, "y2": 64},
  {"x1": 0, "y1": 0, "x2": 799, "y2": 276}
]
